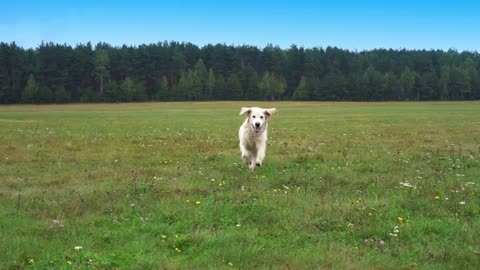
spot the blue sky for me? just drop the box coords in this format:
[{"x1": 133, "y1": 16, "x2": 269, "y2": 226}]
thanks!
[{"x1": 1, "y1": 0, "x2": 479, "y2": 51}]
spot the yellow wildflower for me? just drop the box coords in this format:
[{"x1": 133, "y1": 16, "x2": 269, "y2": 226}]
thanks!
[
  {"x1": 67, "y1": 260, "x2": 73, "y2": 265},
  {"x1": 195, "y1": 201, "x2": 201, "y2": 205},
  {"x1": 397, "y1": 216, "x2": 404, "y2": 223},
  {"x1": 28, "y1": 259, "x2": 34, "y2": 265},
  {"x1": 435, "y1": 195, "x2": 440, "y2": 200}
]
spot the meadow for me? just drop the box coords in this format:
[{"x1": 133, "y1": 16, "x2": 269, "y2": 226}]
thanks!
[{"x1": 0, "y1": 101, "x2": 479, "y2": 269}]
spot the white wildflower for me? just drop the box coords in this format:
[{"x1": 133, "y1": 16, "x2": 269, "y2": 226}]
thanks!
[{"x1": 399, "y1": 182, "x2": 415, "y2": 188}]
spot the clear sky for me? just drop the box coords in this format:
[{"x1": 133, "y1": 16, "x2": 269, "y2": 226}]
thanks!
[{"x1": 1, "y1": 0, "x2": 479, "y2": 51}]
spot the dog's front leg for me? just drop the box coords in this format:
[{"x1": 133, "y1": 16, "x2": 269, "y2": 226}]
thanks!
[
  {"x1": 248, "y1": 160, "x2": 256, "y2": 171},
  {"x1": 255, "y1": 141, "x2": 266, "y2": 167},
  {"x1": 240, "y1": 143, "x2": 250, "y2": 164}
]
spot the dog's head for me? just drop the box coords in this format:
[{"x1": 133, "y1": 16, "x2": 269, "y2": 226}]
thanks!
[{"x1": 240, "y1": 107, "x2": 277, "y2": 134}]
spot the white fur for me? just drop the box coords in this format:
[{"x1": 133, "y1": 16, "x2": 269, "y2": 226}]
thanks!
[{"x1": 239, "y1": 107, "x2": 277, "y2": 171}]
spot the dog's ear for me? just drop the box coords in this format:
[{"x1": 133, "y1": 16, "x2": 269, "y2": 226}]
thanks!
[
  {"x1": 264, "y1": 108, "x2": 278, "y2": 118},
  {"x1": 240, "y1": 107, "x2": 251, "y2": 116}
]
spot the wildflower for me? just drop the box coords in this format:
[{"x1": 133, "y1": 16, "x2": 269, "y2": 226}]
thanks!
[
  {"x1": 161, "y1": 234, "x2": 167, "y2": 239},
  {"x1": 74, "y1": 246, "x2": 83, "y2": 251},
  {"x1": 379, "y1": 240, "x2": 385, "y2": 247},
  {"x1": 186, "y1": 199, "x2": 190, "y2": 203},
  {"x1": 368, "y1": 212, "x2": 373, "y2": 216},
  {"x1": 399, "y1": 182, "x2": 415, "y2": 188},
  {"x1": 59, "y1": 224, "x2": 64, "y2": 228},
  {"x1": 28, "y1": 258, "x2": 34, "y2": 264},
  {"x1": 140, "y1": 217, "x2": 145, "y2": 222},
  {"x1": 356, "y1": 198, "x2": 362, "y2": 204},
  {"x1": 53, "y1": 219, "x2": 60, "y2": 225},
  {"x1": 67, "y1": 260, "x2": 73, "y2": 265},
  {"x1": 459, "y1": 201, "x2": 466, "y2": 205},
  {"x1": 174, "y1": 247, "x2": 182, "y2": 252},
  {"x1": 130, "y1": 203, "x2": 135, "y2": 208},
  {"x1": 435, "y1": 195, "x2": 440, "y2": 200},
  {"x1": 363, "y1": 238, "x2": 369, "y2": 244},
  {"x1": 195, "y1": 201, "x2": 201, "y2": 205},
  {"x1": 397, "y1": 217, "x2": 404, "y2": 223}
]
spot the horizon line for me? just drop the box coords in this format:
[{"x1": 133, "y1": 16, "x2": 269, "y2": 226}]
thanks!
[{"x1": 1, "y1": 40, "x2": 476, "y2": 53}]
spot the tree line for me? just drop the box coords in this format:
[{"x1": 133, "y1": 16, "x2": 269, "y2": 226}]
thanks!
[{"x1": 1, "y1": 41, "x2": 479, "y2": 104}]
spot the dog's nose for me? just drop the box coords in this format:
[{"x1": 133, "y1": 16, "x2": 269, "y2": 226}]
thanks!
[{"x1": 255, "y1": 122, "x2": 260, "y2": 128}]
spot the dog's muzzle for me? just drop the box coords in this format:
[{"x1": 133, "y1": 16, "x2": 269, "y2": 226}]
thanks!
[{"x1": 253, "y1": 122, "x2": 261, "y2": 133}]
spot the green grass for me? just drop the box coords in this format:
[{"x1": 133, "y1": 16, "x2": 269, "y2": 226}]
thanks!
[{"x1": 1, "y1": 101, "x2": 479, "y2": 269}]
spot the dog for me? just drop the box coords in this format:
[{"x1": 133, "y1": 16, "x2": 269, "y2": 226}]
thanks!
[{"x1": 239, "y1": 107, "x2": 278, "y2": 171}]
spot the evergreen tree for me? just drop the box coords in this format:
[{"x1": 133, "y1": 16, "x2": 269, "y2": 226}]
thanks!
[
  {"x1": 449, "y1": 66, "x2": 471, "y2": 99},
  {"x1": 95, "y1": 48, "x2": 110, "y2": 98},
  {"x1": 258, "y1": 71, "x2": 286, "y2": 100},
  {"x1": 22, "y1": 74, "x2": 38, "y2": 103},
  {"x1": 292, "y1": 76, "x2": 308, "y2": 100},
  {"x1": 243, "y1": 64, "x2": 259, "y2": 100},
  {"x1": 103, "y1": 80, "x2": 119, "y2": 102},
  {"x1": 226, "y1": 73, "x2": 243, "y2": 100},
  {"x1": 362, "y1": 67, "x2": 384, "y2": 100},
  {"x1": 439, "y1": 65, "x2": 450, "y2": 100},
  {"x1": 399, "y1": 67, "x2": 416, "y2": 100},
  {"x1": 120, "y1": 77, "x2": 136, "y2": 102},
  {"x1": 38, "y1": 85, "x2": 53, "y2": 103},
  {"x1": 418, "y1": 71, "x2": 438, "y2": 100},
  {"x1": 193, "y1": 59, "x2": 208, "y2": 99},
  {"x1": 205, "y1": 68, "x2": 216, "y2": 100},
  {"x1": 80, "y1": 87, "x2": 97, "y2": 102},
  {"x1": 214, "y1": 74, "x2": 226, "y2": 100},
  {"x1": 382, "y1": 72, "x2": 398, "y2": 100},
  {"x1": 154, "y1": 75, "x2": 169, "y2": 101},
  {"x1": 54, "y1": 84, "x2": 71, "y2": 103}
]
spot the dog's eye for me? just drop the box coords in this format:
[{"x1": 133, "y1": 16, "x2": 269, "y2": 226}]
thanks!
[
  {"x1": 252, "y1": 115, "x2": 256, "y2": 118},
  {"x1": 260, "y1": 116, "x2": 264, "y2": 119}
]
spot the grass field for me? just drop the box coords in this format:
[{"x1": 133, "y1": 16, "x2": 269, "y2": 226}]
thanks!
[{"x1": 1, "y1": 101, "x2": 479, "y2": 269}]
